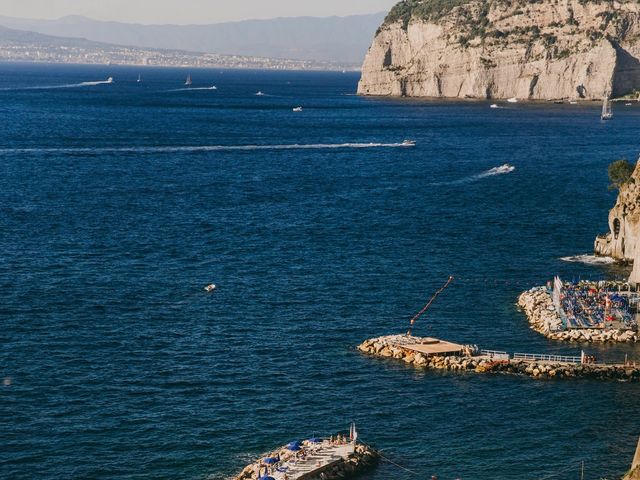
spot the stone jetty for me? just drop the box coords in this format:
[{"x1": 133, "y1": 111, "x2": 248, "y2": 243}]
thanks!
[
  {"x1": 518, "y1": 287, "x2": 638, "y2": 343},
  {"x1": 232, "y1": 439, "x2": 379, "y2": 480},
  {"x1": 358, "y1": 335, "x2": 640, "y2": 381}
]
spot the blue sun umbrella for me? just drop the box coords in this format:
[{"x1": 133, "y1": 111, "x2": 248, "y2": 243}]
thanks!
[
  {"x1": 307, "y1": 437, "x2": 321, "y2": 443},
  {"x1": 287, "y1": 443, "x2": 301, "y2": 452},
  {"x1": 263, "y1": 457, "x2": 279, "y2": 465}
]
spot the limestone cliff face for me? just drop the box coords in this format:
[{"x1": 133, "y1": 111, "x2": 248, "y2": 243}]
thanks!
[
  {"x1": 358, "y1": 0, "x2": 640, "y2": 100},
  {"x1": 594, "y1": 161, "x2": 640, "y2": 264}
]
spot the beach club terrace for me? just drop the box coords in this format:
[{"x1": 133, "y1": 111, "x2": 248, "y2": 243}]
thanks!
[{"x1": 551, "y1": 277, "x2": 640, "y2": 331}]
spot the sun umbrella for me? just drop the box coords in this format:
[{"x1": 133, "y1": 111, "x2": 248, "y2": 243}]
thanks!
[
  {"x1": 287, "y1": 443, "x2": 301, "y2": 452},
  {"x1": 263, "y1": 457, "x2": 279, "y2": 465},
  {"x1": 307, "y1": 437, "x2": 321, "y2": 443}
]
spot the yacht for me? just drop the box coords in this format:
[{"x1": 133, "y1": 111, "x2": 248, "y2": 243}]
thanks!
[
  {"x1": 255, "y1": 91, "x2": 265, "y2": 96},
  {"x1": 490, "y1": 104, "x2": 499, "y2": 109},
  {"x1": 401, "y1": 139, "x2": 416, "y2": 147},
  {"x1": 292, "y1": 106, "x2": 303, "y2": 112},
  {"x1": 507, "y1": 97, "x2": 518, "y2": 103}
]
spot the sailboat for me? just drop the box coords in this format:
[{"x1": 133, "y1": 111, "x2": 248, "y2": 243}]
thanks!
[
  {"x1": 137, "y1": 74, "x2": 142, "y2": 83},
  {"x1": 185, "y1": 74, "x2": 192, "y2": 86},
  {"x1": 601, "y1": 96, "x2": 613, "y2": 120}
]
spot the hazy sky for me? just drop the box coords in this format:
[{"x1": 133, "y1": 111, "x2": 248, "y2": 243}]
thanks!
[{"x1": 0, "y1": 0, "x2": 399, "y2": 24}]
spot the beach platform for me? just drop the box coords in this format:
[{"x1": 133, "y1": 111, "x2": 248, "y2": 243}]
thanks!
[
  {"x1": 232, "y1": 433, "x2": 379, "y2": 480},
  {"x1": 275, "y1": 443, "x2": 355, "y2": 480},
  {"x1": 401, "y1": 337, "x2": 465, "y2": 357}
]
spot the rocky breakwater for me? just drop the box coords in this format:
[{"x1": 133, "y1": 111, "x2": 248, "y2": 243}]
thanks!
[
  {"x1": 358, "y1": 335, "x2": 640, "y2": 381},
  {"x1": 518, "y1": 287, "x2": 638, "y2": 343},
  {"x1": 358, "y1": 0, "x2": 640, "y2": 100},
  {"x1": 233, "y1": 442, "x2": 379, "y2": 480}
]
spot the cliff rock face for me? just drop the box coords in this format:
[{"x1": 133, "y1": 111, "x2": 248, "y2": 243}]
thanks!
[
  {"x1": 358, "y1": 0, "x2": 640, "y2": 100},
  {"x1": 594, "y1": 161, "x2": 640, "y2": 268}
]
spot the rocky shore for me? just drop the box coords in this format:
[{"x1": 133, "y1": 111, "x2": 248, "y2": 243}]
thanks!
[
  {"x1": 233, "y1": 442, "x2": 379, "y2": 480},
  {"x1": 358, "y1": 335, "x2": 640, "y2": 381},
  {"x1": 517, "y1": 287, "x2": 638, "y2": 343}
]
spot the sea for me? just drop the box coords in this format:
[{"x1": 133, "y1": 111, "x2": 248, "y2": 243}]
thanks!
[{"x1": 1, "y1": 62, "x2": 639, "y2": 480}]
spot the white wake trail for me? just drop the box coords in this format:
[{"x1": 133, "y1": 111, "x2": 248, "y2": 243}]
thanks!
[
  {"x1": 166, "y1": 86, "x2": 217, "y2": 92},
  {"x1": 560, "y1": 254, "x2": 617, "y2": 265},
  {"x1": 0, "y1": 142, "x2": 415, "y2": 155},
  {"x1": 0, "y1": 79, "x2": 114, "y2": 91},
  {"x1": 431, "y1": 164, "x2": 515, "y2": 186}
]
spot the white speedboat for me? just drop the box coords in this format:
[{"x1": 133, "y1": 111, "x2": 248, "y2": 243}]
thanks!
[
  {"x1": 401, "y1": 139, "x2": 416, "y2": 146},
  {"x1": 490, "y1": 104, "x2": 499, "y2": 109},
  {"x1": 494, "y1": 163, "x2": 515, "y2": 174},
  {"x1": 507, "y1": 97, "x2": 518, "y2": 103},
  {"x1": 292, "y1": 106, "x2": 303, "y2": 112},
  {"x1": 204, "y1": 284, "x2": 217, "y2": 293},
  {"x1": 255, "y1": 91, "x2": 265, "y2": 96},
  {"x1": 106, "y1": 77, "x2": 114, "y2": 84}
]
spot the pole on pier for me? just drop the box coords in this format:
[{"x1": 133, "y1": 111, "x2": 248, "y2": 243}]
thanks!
[{"x1": 406, "y1": 276, "x2": 455, "y2": 337}]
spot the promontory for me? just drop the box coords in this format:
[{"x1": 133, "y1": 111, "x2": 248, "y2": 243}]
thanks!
[{"x1": 358, "y1": 0, "x2": 640, "y2": 100}]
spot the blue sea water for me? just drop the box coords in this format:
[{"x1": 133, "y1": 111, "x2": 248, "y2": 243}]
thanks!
[{"x1": 1, "y1": 62, "x2": 639, "y2": 480}]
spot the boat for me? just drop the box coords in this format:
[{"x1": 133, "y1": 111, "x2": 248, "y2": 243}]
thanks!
[
  {"x1": 490, "y1": 104, "x2": 499, "y2": 109},
  {"x1": 507, "y1": 97, "x2": 518, "y2": 103},
  {"x1": 255, "y1": 91, "x2": 265, "y2": 96},
  {"x1": 185, "y1": 74, "x2": 192, "y2": 86},
  {"x1": 626, "y1": 102, "x2": 633, "y2": 106},
  {"x1": 292, "y1": 106, "x2": 303, "y2": 112},
  {"x1": 554, "y1": 100, "x2": 564, "y2": 104},
  {"x1": 601, "y1": 96, "x2": 613, "y2": 120},
  {"x1": 204, "y1": 284, "x2": 217, "y2": 293},
  {"x1": 494, "y1": 163, "x2": 515, "y2": 174},
  {"x1": 106, "y1": 77, "x2": 114, "y2": 84},
  {"x1": 137, "y1": 74, "x2": 142, "y2": 83},
  {"x1": 569, "y1": 101, "x2": 578, "y2": 105},
  {"x1": 401, "y1": 139, "x2": 416, "y2": 147}
]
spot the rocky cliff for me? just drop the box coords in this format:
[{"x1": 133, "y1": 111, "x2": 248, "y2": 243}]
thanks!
[
  {"x1": 358, "y1": 0, "x2": 640, "y2": 100},
  {"x1": 595, "y1": 161, "x2": 640, "y2": 269}
]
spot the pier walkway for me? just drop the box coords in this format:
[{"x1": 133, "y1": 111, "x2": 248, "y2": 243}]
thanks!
[{"x1": 270, "y1": 443, "x2": 355, "y2": 480}]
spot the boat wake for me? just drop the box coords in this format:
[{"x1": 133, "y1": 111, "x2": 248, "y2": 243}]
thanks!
[
  {"x1": 560, "y1": 254, "x2": 617, "y2": 265},
  {"x1": 431, "y1": 164, "x2": 515, "y2": 186},
  {"x1": 0, "y1": 142, "x2": 415, "y2": 156},
  {"x1": 166, "y1": 86, "x2": 217, "y2": 92},
  {"x1": 0, "y1": 78, "x2": 114, "y2": 91}
]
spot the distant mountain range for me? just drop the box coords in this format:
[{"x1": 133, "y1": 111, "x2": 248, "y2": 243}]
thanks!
[{"x1": 0, "y1": 13, "x2": 386, "y2": 64}]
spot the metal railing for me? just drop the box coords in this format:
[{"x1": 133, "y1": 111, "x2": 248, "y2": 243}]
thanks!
[
  {"x1": 480, "y1": 350, "x2": 510, "y2": 360},
  {"x1": 513, "y1": 353, "x2": 581, "y2": 364}
]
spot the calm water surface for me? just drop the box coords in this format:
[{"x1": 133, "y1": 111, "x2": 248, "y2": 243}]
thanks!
[{"x1": 0, "y1": 62, "x2": 639, "y2": 480}]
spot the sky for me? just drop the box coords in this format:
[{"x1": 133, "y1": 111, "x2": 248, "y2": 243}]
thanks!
[{"x1": 0, "y1": 0, "x2": 399, "y2": 24}]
